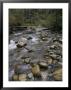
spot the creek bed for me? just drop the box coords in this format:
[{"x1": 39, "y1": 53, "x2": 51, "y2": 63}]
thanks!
[{"x1": 9, "y1": 28, "x2": 62, "y2": 81}]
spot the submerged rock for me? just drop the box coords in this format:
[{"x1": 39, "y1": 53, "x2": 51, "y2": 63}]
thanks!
[{"x1": 47, "y1": 58, "x2": 53, "y2": 64}]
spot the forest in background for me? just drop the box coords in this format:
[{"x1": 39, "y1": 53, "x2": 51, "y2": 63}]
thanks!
[{"x1": 9, "y1": 9, "x2": 62, "y2": 31}]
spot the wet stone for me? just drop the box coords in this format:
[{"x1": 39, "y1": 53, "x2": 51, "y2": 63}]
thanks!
[
  {"x1": 47, "y1": 74, "x2": 54, "y2": 81},
  {"x1": 12, "y1": 74, "x2": 18, "y2": 81},
  {"x1": 28, "y1": 73, "x2": 33, "y2": 79},
  {"x1": 48, "y1": 64, "x2": 55, "y2": 73},
  {"x1": 47, "y1": 58, "x2": 53, "y2": 64},
  {"x1": 17, "y1": 37, "x2": 27, "y2": 48},
  {"x1": 31, "y1": 64, "x2": 41, "y2": 77},
  {"x1": 27, "y1": 73, "x2": 34, "y2": 80},
  {"x1": 54, "y1": 63, "x2": 62, "y2": 70},
  {"x1": 52, "y1": 60, "x2": 58, "y2": 64},
  {"x1": 19, "y1": 74, "x2": 27, "y2": 81},
  {"x1": 53, "y1": 68, "x2": 62, "y2": 81},
  {"x1": 14, "y1": 64, "x2": 31, "y2": 74},
  {"x1": 24, "y1": 58, "x2": 31, "y2": 64},
  {"x1": 56, "y1": 56, "x2": 62, "y2": 62},
  {"x1": 50, "y1": 54, "x2": 57, "y2": 60},
  {"x1": 39, "y1": 62, "x2": 48, "y2": 68}
]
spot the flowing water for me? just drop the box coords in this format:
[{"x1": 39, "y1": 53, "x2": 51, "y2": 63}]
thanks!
[{"x1": 9, "y1": 28, "x2": 62, "y2": 81}]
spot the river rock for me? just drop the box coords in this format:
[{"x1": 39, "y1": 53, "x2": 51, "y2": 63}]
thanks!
[
  {"x1": 17, "y1": 38, "x2": 27, "y2": 47},
  {"x1": 50, "y1": 54, "x2": 57, "y2": 60},
  {"x1": 47, "y1": 58, "x2": 53, "y2": 64},
  {"x1": 39, "y1": 62, "x2": 48, "y2": 68},
  {"x1": 54, "y1": 41, "x2": 61, "y2": 47},
  {"x1": 24, "y1": 58, "x2": 30, "y2": 64},
  {"x1": 41, "y1": 31, "x2": 47, "y2": 37},
  {"x1": 28, "y1": 73, "x2": 33, "y2": 79},
  {"x1": 14, "y1": 64, "x2": 31, "y2": 74},
  {"x1": 56, "y1": 56, "x2": 62, "y2": 61},
  {"x1": 50, "y1": 45, "x2": 55, "y2": 49},
  {"x1": 19, "y1": 74, "x2": 27, "y2": 81},
  {"x1": 48, "y1": 64, "x2": 55, "y2": 73},
  {"x1": 27, "y1": 73, "x2": 34, "y2": 80},
  {"x1": 12, "y1": 74, "x2": 18, "y2": 81},
  {"x1": 55, "y1": 50, "x2": 61, "y2": 55},
  {"x1": 52, "y1": 60, "x2": 58, "y2": 64},
  {"x1": 31, "y1": 64, "x2": 41, "y2": 77},
  {"x1": 47, "y1": 73, "x2": 54, "y2": 81},
  {"x1": 53, "y1": 68, "x2": 62, "y2": 81}
]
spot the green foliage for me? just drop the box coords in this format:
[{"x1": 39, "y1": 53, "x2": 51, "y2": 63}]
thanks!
[{"x1": 9, "y1": 9, "x2": 62, "y2": 31}]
